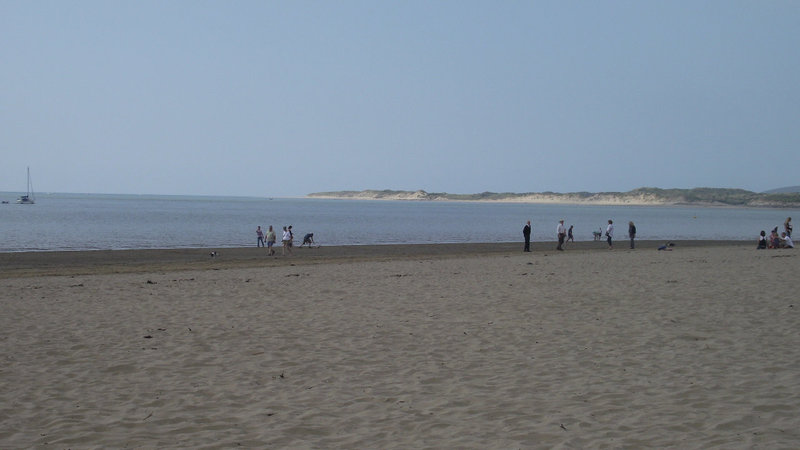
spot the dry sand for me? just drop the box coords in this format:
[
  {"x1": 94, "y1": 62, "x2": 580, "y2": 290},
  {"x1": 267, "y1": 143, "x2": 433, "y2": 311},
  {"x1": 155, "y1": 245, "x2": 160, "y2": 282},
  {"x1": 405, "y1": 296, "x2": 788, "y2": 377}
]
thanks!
[{"x1": 1, "y1": 241, "x2": 798, "y2": 448}]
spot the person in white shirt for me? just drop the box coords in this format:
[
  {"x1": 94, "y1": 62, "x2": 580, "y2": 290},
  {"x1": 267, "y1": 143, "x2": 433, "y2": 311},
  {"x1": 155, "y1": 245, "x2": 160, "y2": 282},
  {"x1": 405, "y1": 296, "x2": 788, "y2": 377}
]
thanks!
[
  {"x1": 556, "y1": 219, "x2": 567, "y2": 251},
  {"x1": 781, "y1": 232, "x2": 794, "y2": 248},
  {"x1": 605, "y1": 219, "x2": 614, "y2": 250},
  {"x1": 281, "y1": 226, "x2": 293, "y2": 256}
]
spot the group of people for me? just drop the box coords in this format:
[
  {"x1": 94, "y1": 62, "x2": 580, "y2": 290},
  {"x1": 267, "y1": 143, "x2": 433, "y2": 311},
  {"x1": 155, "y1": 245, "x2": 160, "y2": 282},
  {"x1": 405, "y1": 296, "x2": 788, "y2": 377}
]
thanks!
[
  {"x1": 524, "y1": 219, "x2": 638, "y2": 251},
  {"x1": 757, "y1": 217, "x2": 793, "y2": 249},
  {"x1": 261, "y1": 217, "x2": 795, "y2": 255},
  {"x1": 256, "y1": 225, "x2": 316, "y2": 256},
  {"x1": 526, "y1": 215, "x2": 795, "y2": 252}
]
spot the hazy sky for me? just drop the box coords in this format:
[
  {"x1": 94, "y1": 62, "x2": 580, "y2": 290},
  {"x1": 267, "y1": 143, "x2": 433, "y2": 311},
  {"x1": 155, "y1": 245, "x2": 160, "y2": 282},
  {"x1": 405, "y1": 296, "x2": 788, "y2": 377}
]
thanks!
[{"x1": 2, "y1": 1, "x2": 798, "y2": 197}]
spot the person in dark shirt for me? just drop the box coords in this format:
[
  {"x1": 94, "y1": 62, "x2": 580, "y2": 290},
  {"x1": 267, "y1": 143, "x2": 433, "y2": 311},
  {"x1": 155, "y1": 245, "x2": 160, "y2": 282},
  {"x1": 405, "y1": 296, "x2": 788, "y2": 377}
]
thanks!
[
  {"x1": 628, "y1": 221, "x2": 637, "y2": 249},
  {"x1": 522, "y1": 221, "x2": 531, "y2": 252},
  {"x1": 757, "y1": 230, "x2": 767, "y2": 249}
]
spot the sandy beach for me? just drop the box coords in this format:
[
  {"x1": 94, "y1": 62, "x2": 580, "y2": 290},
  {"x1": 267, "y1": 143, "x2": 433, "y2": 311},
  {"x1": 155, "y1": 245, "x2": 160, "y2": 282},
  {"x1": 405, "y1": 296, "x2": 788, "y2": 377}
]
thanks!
[{"x1": 1, "y1": 241, "x2": 798, "y2": 448}]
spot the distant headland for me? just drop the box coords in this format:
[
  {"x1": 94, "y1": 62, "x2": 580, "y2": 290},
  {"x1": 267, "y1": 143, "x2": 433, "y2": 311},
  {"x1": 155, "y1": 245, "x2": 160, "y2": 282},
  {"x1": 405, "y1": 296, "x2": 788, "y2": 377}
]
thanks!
[{"x1": 308, "y1": 187, "x2": 800, "y2": 208}]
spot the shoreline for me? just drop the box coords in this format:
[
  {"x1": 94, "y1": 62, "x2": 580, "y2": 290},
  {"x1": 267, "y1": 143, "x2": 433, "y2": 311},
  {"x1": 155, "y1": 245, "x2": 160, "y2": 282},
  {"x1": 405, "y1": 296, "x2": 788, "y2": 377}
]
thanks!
[{"x1": 0, "y1": 240, "x2": 751, "y2": 278}]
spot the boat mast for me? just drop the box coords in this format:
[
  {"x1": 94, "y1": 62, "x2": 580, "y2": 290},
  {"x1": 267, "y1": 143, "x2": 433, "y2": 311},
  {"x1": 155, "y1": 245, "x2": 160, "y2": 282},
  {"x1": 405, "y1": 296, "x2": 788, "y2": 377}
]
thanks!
[
  {"x1": 17, "y1": 166, "x2": 35, "y2": 204},
  {"x1": 27, "y1": 166, "x2": 34, "y2": 201}
]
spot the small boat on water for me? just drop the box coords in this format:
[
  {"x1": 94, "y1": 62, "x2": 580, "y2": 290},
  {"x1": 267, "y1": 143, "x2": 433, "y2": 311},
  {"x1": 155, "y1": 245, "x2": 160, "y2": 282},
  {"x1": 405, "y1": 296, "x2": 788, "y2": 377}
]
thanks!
[{"x1": 17, "y1": 167, "x2": 35, "y2": 204}]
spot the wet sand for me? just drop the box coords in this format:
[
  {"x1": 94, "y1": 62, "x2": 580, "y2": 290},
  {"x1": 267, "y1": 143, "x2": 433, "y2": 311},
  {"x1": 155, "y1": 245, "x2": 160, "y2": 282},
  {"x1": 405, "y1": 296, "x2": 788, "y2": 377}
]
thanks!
[{"x1": 0, "y1": 240, "x2": 743, "y2": 278}]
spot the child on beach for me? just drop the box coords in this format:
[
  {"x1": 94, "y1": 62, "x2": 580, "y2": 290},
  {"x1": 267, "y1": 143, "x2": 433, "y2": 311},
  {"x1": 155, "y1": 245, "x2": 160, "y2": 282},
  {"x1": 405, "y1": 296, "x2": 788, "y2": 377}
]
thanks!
[
  {"x1": 769, "y1": 229, "x2": 781, "y2": 249},
  {"x1": 757, "y1": 231, "x2": 767, "y2": 249}
]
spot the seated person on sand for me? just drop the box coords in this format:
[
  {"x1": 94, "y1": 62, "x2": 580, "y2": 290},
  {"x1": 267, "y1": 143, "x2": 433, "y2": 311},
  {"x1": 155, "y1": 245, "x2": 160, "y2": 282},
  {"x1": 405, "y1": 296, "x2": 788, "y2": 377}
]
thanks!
[
  {"x1": 780, "y1": 232, "x2": 794, "y2": 249},
  {"x1": 769, "y1": 230, "x2": 781, "y2": 249},
  {"x1": 658, "y1": 241, "x2": 675, "y2": 251},
  {"x1": 757, "y1": 231, "x2": 768, "y2": 249},
  {"x1": 300, "y1": 233, "x2": 315, "y2": 247}
]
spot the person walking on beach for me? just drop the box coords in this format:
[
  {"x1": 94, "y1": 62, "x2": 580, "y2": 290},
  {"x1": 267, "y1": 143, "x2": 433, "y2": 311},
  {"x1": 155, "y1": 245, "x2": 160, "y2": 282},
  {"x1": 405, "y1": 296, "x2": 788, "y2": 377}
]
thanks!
[
  {"x1": 281, "y1": 226, "x2": 293, "y2": 256},
  {"x1": 606, "y1": 219, "x2": 614, "y2": 250},
  {"x1": 567, "y1": 225, "x2": 574, "y2": 243},
  {"x1": 628, "y1": 221, "x2": 636, "y2": 249},
  {"x1": 556, "y1": 219, "x2": 567, "y2": 251},
  {"x1": 256, "y1": 226, "x2": 265, "y2": 247},
  {"x1": 523, "y1": 220, "x2": 531, "y2": 252},
  {"x1": 266, "y1": 225, "x2": 277, "y2": 256},
  {"x1": 785, "y1": 217, "x2": 793, "y2": 237}
]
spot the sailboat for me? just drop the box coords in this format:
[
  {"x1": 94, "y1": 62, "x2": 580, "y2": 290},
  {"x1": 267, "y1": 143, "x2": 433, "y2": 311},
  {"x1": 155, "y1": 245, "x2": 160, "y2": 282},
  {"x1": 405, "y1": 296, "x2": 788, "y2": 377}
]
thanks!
[{"x1": 16, "y1": 167, "x2": 35, "y2": 204}]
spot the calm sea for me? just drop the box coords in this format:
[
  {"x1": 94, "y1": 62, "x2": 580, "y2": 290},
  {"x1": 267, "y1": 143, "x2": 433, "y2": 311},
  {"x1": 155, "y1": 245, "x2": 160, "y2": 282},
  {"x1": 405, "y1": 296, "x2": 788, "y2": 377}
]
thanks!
[{"x1": 1, "y1": 193, "x2": 796, "y2": 252}]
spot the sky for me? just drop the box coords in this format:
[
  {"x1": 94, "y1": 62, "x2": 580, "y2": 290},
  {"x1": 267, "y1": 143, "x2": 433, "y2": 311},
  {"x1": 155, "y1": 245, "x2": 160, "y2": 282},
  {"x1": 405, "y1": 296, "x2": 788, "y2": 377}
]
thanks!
[{"x1": 2, "y1": 1, "x2": 798, "y2": 197}]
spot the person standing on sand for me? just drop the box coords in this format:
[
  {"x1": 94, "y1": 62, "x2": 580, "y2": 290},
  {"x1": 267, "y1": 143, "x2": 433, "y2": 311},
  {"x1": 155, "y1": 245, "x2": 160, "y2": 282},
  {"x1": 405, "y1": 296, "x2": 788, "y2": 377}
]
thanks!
[
  {"x1": 628, "y1": 221, "x2": 636, "y2": 249},
  {"x1": 266, "y1": 225, "x2": 277, "y2": 256},
  {"x1": 606, "y1": 219, "x2": 614, "y2": 249},
  {"x1": 523, "y1": 220, "x2": 531, "y2": 252},
  {"x1": 785, "y1": 217, "x2": 793, "y2": 237},
  {"x1": 556, "y1": 219, "x2": 567, "y2": 251},
  {"x1": 256, "y1": 226, "x2": 264, "y2": 247},
  {"x1": 281, "y1": 226, "x2": 293, "y2": 256},
  {"x1": 567, "y1": 225, "x2": 574, "y2": 243}
]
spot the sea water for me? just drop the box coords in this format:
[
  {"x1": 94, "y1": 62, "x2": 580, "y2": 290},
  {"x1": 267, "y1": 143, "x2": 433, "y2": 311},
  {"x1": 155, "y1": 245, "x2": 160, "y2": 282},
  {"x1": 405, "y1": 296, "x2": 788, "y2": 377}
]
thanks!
[{"x1": 0, "y1": 193, "x2": 796, "y2": 252}]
